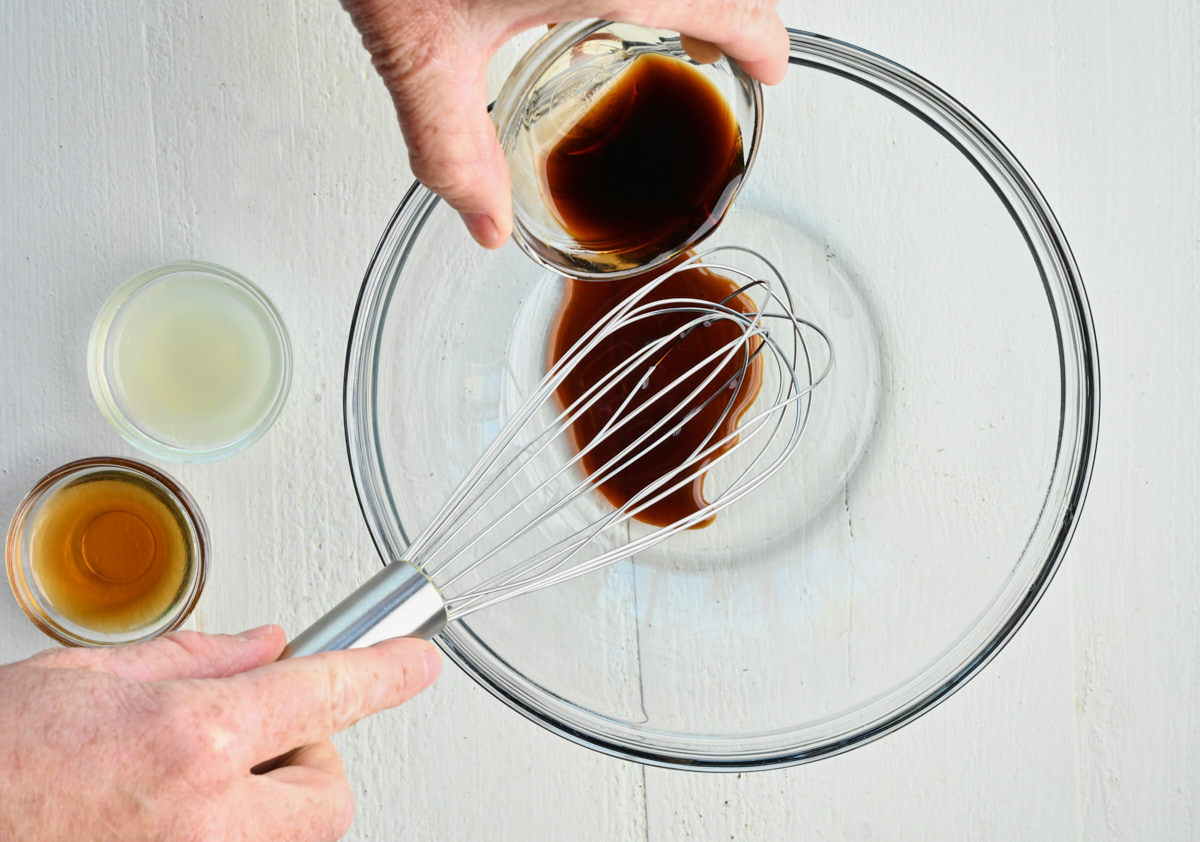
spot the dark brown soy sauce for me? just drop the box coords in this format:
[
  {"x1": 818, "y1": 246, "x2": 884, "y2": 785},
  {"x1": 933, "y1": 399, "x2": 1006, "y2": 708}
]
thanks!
[
  {"x1": 549, "y1": 258, "x2": 763, "y2": 528},
  {"x1": 543, "y1": 52, "x2": 745, "y2": 264}
]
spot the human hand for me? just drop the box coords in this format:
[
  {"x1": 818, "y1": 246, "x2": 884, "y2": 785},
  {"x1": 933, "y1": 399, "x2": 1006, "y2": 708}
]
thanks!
[
  {"x1": 339, "y1": 0, "x2": 790, "y2": 247},
  {"x1": 0, "y1": 626, "x2": 440, "y2": 842}
]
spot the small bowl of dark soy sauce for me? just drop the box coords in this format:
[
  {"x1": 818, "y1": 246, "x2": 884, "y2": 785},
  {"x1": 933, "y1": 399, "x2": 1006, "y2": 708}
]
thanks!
[{"x1": 493, "y1": 21, "x2": 763, "y2": 279}]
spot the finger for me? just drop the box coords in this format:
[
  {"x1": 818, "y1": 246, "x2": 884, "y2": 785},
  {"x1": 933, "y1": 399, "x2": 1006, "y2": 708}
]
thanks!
[
  {"x1": 698, "y1": 12, "x2": 790, "y2": 86},
  {"x1": 622, "y1": 1, "x2": 789, "y2": 85},
  {"x1": 491, "y1": 1, "x2": 790, "y2": 85},
  {"x1": 223, "y1": 637, "x2": 441, "y2": 762},
  {"x1": 390, "y1": 60, "x2": 513, "y2": 248},
  {"x1": 235, "y1": 742, "x2": 355, "y2": 842},
  {"x1": 679, "y1": 35, "x2": 724, "y2": 65},
  {"x1": 30, "y1": 626, "x2": 287, "y2": 682},
  {"x1": 341, "y1": 0, "x2": 512, "y2": 246}
]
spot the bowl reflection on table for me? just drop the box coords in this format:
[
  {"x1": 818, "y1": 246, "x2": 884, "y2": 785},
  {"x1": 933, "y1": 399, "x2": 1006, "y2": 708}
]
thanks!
[{"x1": 343, "y1": 28, "x2": 1098, "y2": 769}]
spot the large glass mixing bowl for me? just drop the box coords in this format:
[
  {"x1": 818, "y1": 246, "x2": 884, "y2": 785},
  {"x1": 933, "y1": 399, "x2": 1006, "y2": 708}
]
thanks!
[{"x1": 344, "y1": 28, "x2": 1099, "y2": 769}]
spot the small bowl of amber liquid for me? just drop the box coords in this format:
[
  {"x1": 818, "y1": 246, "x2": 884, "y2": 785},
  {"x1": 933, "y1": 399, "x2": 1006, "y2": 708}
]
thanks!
[
  {"x1": 6, "y1": 457, "x2": 208, "y2": 646},
  {"x1": 493, "y1": 20, "x2": 763, "y2": 278}
]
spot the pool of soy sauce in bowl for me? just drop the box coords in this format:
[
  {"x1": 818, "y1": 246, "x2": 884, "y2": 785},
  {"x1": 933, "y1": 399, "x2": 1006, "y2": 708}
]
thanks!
[
  {"x1": 345, "y1": 28, "x2": 1098, "y2": 768},
  {"x1": 547, "y1": 258, "x2": 766, "y2": 529}
]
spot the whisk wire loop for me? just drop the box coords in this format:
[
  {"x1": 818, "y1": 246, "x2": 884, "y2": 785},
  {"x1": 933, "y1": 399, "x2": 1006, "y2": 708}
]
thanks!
[
  {"x1": 448, "y1": 319, "x2": 826, "y2": 616},
  {"x1": 424, "y1": 305, "x2": 763, "y2": 586},
  {"x1": 437, "y1": 309, "x2": 772, "y2": 600},
  {"x1": 425, "y1": 249, "x2": 833, "y2": 619}
]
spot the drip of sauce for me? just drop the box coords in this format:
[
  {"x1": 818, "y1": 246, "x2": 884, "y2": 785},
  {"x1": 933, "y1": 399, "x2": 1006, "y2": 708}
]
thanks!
[
  {"x1": 29, "y1": 475, "x2": 191, "y2": 632},
  {"x1": 542, "y1": 52, "x2": 744, "y2": 265},
  {"x1": 549, "y1": 258, "x2": 763, "y2": 528}
]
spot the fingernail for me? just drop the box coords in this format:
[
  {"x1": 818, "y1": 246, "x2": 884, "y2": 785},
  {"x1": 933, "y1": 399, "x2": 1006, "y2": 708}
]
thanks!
[
  {"x1": 462, "y1": 212, "x2": 500, "y2": 248},
  {"x1": 237, "y1": 624, "x2": 276, "y2": 641},
  {"x1": 423, "y1": 646, "x2": 442, "y2": 688}
]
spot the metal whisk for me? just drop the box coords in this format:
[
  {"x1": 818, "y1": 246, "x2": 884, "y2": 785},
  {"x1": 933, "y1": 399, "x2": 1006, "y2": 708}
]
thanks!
[{"x1": 284, "y1": 247, "x2": 832, "y2": 657}]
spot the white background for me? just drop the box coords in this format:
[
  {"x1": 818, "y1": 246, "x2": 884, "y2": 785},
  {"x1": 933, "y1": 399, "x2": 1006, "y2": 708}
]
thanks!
[{"x1": 1, "y1": 1, "x2": 1196, "y2": 839}]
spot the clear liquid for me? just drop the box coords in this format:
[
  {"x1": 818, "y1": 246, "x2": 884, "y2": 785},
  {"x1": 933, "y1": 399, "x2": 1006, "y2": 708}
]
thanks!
[{"x1": 110, "y1": 273, "x2": 283, "y2": 450}]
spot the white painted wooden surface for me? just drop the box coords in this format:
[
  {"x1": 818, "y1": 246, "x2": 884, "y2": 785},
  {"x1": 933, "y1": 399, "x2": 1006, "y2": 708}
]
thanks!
[{"x1": 0, "y1": 1, "x2": 1195, "y2": 839}]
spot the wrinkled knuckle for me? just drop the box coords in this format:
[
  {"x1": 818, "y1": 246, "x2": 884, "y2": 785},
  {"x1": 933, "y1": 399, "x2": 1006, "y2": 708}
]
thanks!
[
  {"x1": 359, "y1": 5, "x2": 456, "y2": 88},
  {"x1": 372, "y1": 35, "x2": 435, "y2": 88}
]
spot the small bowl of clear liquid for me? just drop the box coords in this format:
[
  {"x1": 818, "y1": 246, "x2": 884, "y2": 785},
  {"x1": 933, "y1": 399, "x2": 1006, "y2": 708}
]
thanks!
[{"x1": 88, "y1": 260, "x2": 292, "y2": 462}]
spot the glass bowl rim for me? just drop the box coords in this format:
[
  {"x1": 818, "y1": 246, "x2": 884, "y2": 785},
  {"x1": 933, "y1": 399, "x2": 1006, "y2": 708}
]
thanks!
[
  {"x1": 5, "y1": 456, "x2": 210, "y2": 647},
  {"x1": 343, "y1": 29, "x2": 1101, "y2": 770},
  {"x1": 87, "y1": 259, "x2": 293, "y2": 463}
]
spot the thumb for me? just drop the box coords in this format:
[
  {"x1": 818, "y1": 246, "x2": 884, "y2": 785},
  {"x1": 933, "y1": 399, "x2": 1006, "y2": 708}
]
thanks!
[
  {"x1": 340, "y1": 0, "x2": 511, "y2": 248},
  {"x1": 388, "y1": 57, "x2": 513, "y2": 249},
  {"x1": 37, "y1": 626, "x2": 289, "y2": 683}
]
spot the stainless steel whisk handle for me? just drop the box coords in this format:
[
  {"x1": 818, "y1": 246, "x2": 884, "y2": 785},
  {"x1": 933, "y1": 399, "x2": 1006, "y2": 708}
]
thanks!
[{"x1": 281, "y1": 560, "x2": 449, "y2": 658}]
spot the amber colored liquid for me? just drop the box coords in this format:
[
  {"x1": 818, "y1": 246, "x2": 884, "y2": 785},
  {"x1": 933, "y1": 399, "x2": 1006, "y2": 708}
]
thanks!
[
  {"x1": 543, "y1": 52, "x2": 744, "y2": 263},
  {"x1": 29, "y1": 475, "x2": 190, "y2": 632},
  {"x1": 549, "y1": 259, "x2": 763, "y2": 528}
]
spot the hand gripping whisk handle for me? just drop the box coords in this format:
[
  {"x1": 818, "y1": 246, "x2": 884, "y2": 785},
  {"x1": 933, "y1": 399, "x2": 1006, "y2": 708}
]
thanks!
[
  {"x1": 281, "y1": 561, "x2": 449, "y2": 658},
  {"x1": 251, "y1": 562, "x2": 448, "y2": 775}
]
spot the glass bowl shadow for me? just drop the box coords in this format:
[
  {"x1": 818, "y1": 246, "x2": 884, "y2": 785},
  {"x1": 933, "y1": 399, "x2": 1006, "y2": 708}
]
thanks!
[{"x1": 344, "y1": 30, "x2": 1099, "y2": 769}]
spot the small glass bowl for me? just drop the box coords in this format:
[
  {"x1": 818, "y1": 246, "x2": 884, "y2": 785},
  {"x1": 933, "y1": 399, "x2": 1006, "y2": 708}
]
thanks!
[
  {"x1": 492, "y1": 20, "x2": 763, "y2": 279},
  {"x1": 6, "y1": 457, "x2": 209, "y2": 647},
  {"x1": 88, "y1": 260, "x2": 292, "y2": 462}
]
